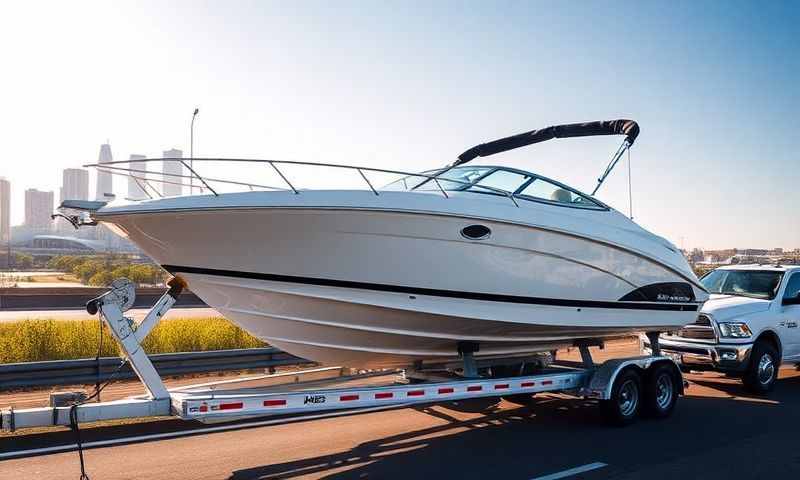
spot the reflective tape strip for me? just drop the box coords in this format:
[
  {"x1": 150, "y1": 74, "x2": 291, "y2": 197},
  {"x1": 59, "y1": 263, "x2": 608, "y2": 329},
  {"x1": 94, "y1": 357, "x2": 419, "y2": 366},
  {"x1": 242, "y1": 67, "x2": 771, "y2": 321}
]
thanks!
[
  {"x1": 467, "y1": 385, "x2": 482, "y2": 392},
  {"x1": 375, "y1": 392, "x2": 393, "y2": 399},
  {"x1": 264, "y1": 399, "x2": 287, "y2": 407},
  {"x1": 542, "y1": 380, "x2": 553, "y2": 385},
  {"x1": 521, "y1": 382, "x2": 535, "y2": 387},
  {"x1": 406, "y1": 390, "x2": 425, "y2": 397},
  {"x1": 494, "y1": 384, "x2": 510, "y2": 390},
  {"x1": 219, "y1": 402, "x2": 243, "y2": 410},
  {"x1": 438, "y1": 387, "x2": 454, "y2": 394},
  {"x1": 340, "y1": 394, "x2": 359, "y2": 402}
]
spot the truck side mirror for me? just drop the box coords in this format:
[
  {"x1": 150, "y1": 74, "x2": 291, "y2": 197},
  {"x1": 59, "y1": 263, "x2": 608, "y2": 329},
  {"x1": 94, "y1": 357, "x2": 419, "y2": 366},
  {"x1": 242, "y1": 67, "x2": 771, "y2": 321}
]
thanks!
[{"x1": 784, "y1": 294, "x2": 800, "y2": 306}]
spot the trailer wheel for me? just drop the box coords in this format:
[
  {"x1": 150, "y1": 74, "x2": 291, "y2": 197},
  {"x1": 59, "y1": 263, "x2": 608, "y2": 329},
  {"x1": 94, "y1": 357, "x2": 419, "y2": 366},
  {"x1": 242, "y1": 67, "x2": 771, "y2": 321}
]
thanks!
[
  {"x1": 742, "y1": 341, "x2": 779, "y2": 394},
  {"x1": 642, "y1": 363, "x2": 678, "y2": 419},
  {"x1": 600, "y1": 369, "x2": 641, "y2": 426}
]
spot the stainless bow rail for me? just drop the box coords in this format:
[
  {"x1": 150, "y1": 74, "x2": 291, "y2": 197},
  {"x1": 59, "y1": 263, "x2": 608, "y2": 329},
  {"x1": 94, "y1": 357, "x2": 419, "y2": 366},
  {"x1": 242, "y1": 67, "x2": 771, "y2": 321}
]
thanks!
[{"x1": 83, "y1": 158, "x2": 524, "y2": 207}]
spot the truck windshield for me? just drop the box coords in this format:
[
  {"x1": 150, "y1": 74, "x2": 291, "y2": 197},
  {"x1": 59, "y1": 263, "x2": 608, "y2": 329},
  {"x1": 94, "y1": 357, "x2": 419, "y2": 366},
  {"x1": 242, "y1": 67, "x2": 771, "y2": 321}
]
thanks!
[{"x1": 700, "y1": 270, "x2": 784, "y2": 300}]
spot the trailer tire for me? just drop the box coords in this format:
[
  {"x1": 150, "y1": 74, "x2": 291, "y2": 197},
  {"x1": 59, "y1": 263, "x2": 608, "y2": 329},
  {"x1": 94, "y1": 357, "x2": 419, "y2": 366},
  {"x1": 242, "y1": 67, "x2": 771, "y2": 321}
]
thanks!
[
  {"x1": 600, "y1": 369, "x2": 641, "y2": 426},
  {"x1": 742, "y1": 341, "x2": 779, "y2": 395},
  {"x1": 642, "y1": 363, "x2": 678, "y2": 419}
]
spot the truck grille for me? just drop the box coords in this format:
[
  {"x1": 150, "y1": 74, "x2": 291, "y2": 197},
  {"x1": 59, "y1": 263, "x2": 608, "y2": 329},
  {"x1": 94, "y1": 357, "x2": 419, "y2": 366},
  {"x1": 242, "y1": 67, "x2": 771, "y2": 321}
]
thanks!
[{"x1": 677, "y1": 314, "x2": 716, "y2": 340}]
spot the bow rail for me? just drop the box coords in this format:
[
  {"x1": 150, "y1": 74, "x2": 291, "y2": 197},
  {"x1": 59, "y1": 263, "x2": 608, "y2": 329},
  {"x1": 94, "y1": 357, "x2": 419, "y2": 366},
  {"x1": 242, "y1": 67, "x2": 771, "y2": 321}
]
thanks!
[{"x1": 83, "y1": 158, "x2": 522, "y2": 207}]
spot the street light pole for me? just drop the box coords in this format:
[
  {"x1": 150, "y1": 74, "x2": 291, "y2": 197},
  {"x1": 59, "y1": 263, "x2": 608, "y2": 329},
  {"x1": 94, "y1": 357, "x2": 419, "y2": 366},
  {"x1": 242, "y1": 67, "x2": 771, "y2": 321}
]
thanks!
[{"x1": 190, "y1": 108, "x2": 199, "y2": 194}]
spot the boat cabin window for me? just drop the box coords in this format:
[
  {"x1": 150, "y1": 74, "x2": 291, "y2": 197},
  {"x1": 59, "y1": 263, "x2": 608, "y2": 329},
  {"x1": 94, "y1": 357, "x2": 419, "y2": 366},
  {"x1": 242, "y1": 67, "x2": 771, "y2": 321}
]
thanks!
[{"x1": 518, "y1": 177, "x2": 601, "y2": 208}]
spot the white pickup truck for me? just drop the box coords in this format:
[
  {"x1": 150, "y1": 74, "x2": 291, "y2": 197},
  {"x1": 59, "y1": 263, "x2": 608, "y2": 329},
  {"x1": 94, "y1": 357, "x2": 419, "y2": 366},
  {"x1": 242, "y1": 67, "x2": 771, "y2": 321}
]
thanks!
[{"x1": 643, "y1": 264, "x2": 800, "y2": 394}]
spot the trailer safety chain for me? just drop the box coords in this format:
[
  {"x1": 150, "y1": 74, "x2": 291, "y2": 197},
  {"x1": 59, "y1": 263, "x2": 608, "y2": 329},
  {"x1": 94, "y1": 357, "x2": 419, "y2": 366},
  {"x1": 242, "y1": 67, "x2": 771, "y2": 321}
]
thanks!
[
  {"x1": 69, "y1": 405, "x2": 90, "y2": 480},
  {"x1": 95, "y1": 316, "x2": 103, "y2": 402}
]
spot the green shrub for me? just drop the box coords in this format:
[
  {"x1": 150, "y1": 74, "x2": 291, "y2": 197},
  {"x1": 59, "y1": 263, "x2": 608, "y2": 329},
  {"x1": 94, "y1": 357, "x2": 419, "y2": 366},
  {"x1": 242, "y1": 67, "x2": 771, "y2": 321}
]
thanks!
[{"x1": 0, "y1": 317, "x2": 266, "y2": 363}]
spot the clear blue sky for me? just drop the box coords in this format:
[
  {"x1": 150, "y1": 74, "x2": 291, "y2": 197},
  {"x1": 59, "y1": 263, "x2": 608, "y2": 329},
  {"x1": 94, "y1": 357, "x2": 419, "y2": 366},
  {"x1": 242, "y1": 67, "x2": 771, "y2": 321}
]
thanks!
[{"x1": 1, "y1": 1, "x2": 798, "y2": 249}]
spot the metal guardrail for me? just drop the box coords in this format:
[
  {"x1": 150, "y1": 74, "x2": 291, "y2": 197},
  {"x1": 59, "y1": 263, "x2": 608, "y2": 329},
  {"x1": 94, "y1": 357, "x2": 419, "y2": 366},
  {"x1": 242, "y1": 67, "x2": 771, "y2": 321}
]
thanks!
[
  {"x1": 0, "y1": 348, "x2": 310, "y2": 390},
  {"x1": 0, "y1": 287, "x2": 206, "y2": 310}
]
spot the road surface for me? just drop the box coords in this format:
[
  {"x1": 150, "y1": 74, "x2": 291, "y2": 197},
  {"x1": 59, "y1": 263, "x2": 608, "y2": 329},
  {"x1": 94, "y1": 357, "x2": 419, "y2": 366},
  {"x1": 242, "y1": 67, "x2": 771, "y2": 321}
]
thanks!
[{"x1": 3, "y1": 342, "x2": 800, "y2": 479}]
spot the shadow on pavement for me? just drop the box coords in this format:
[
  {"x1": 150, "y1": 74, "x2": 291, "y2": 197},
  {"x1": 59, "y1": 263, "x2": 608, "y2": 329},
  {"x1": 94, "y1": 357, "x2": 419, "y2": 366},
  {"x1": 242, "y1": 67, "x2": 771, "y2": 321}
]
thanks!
[{"x1": 228, "y1": 376, "x2": 800, "y2": 480}]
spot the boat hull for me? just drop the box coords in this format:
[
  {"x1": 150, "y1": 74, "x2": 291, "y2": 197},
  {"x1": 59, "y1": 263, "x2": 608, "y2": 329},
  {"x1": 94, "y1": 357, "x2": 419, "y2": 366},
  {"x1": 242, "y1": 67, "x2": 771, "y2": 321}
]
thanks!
[
  {"x1": 180, "y1": 271, "x2": 699, "y2": 368},
  {"x1": 97, "y1": 192, "x2": 706, "y2": 368}
]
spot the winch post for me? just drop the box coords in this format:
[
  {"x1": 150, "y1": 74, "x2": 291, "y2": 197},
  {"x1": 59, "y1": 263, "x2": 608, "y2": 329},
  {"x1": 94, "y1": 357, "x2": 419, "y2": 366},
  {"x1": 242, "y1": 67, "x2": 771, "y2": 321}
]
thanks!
[{"x1": 86, "y1": 278, "x2": 185, "y2": 400}]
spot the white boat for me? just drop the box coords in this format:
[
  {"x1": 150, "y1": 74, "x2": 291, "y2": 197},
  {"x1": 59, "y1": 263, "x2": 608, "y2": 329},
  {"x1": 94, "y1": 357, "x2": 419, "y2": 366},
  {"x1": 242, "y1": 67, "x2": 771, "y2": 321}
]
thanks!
[{"x1": 69, "y1": 119, "x2": 708, "y2": 368}]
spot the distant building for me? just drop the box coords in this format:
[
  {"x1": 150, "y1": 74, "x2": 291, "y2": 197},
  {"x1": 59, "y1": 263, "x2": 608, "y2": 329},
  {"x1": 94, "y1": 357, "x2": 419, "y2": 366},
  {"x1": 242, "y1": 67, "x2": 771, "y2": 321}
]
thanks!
[
  {"x1": 61, "y1": 168, "x2": 89, "y2": 203},
  {"x1": 128, "y1": 154, "x2": 149, "y2": 200},
  {"x1": 26, "y1": 235, "x2": 107, "y2": 253},
  {"x1": 0, "y1": 177, "x2": 9, "y2": 244},
  {"x1": 95, "y1": 143, "x2": 114, "y2": 201},
  {"x1": 162, "y1": 148, "x2": 183, "y2": 197},
  {"x1": 24, "y1": 188, "x2": 54, "y2": 230}
]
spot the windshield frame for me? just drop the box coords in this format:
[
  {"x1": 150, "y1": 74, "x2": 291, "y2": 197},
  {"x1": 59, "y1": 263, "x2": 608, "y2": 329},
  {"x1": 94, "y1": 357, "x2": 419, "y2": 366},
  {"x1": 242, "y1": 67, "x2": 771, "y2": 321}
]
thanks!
[
  {"x1": 700, "y1": 269, "x2": 785, "y2": 300},
  {"x1": 404, "y1": 166, "x2": 609, "y2": 211}
]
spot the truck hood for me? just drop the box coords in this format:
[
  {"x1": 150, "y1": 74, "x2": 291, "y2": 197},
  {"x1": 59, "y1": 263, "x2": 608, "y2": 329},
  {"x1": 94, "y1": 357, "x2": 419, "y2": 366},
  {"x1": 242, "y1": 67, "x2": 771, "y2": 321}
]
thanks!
[{"x1": 700, "y1": 294, "x2": 771, "y2": 320}]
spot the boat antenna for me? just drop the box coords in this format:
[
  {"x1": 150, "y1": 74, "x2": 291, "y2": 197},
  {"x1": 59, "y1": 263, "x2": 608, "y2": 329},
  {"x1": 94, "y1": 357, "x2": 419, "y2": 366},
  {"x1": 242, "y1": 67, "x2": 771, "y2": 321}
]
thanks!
[
  {"x1": 591, "y1": 138, "x2": 632, "y2": 196},
  {"x1": 627, "y1": 147, "x2": 633, "y2": 220}
]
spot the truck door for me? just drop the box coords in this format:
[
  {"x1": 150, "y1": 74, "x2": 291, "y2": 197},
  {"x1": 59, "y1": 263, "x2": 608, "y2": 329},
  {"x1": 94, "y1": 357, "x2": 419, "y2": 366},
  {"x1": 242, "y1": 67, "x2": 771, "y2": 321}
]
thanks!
[{"x1": 778, "y1": 273, "x2": 800, "y2": 362}]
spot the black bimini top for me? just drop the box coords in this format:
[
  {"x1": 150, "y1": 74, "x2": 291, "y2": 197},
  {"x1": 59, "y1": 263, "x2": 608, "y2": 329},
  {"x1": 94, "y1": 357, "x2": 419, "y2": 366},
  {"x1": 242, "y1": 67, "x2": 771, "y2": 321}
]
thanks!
[{"x1": 455, "y1": 119, "x2": 639, "y2": 166}]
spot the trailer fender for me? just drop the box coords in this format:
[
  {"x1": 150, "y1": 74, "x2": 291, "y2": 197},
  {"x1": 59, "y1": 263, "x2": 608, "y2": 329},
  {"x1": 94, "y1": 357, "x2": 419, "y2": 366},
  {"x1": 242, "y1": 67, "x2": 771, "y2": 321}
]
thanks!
[{"x1": 582, "y1": 356, "x2": 683, "y2": 400}]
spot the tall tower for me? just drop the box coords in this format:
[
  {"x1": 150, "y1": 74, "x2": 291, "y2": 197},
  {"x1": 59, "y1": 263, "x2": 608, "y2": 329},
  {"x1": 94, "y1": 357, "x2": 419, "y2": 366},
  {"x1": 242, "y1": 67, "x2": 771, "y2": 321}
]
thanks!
[
  {"x1": 24, "y1": 189, "x2": 54, "y2": 230},
  {"x1": 62, "y1": 168, "x2": 89, "y2": 202},
  {"x1": 127, "y1": 154, "x2": 148, "y2": 200},
  {"x1": 162, "y1": 148, "x2": 183, "y2": 197},
  {"x1": 95, "y1": 143, "x2": 114, "y2": 201},
  {"x1": 0, "y1": 177, "x2": 10, "y2": 245}
]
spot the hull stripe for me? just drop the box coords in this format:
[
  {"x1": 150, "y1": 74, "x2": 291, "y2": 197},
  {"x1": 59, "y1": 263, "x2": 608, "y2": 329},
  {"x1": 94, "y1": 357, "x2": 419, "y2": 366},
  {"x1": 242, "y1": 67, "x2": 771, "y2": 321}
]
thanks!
[{"x1": 163, "y1": 265, "x2": 700, "y2": 312}]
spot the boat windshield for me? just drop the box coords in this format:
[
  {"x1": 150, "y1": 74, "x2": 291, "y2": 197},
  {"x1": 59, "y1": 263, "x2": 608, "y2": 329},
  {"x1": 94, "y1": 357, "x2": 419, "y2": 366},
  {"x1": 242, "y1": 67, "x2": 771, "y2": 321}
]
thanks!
[
  {"x1": 383, "y1": 166, "x2": 603, "y2": 209},
  {"x1": 383, "y1": 167, "x2": 491, "y2": 192},
  {"x1": 700, "y1": 270, "x2": 784, "y2": 300}
]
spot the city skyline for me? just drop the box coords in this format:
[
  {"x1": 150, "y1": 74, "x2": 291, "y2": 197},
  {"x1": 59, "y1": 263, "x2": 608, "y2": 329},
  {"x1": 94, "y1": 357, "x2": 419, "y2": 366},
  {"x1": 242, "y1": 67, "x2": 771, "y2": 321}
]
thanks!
[{"x1": 0, "y1": 1, "x2": 798, "y2": 249}]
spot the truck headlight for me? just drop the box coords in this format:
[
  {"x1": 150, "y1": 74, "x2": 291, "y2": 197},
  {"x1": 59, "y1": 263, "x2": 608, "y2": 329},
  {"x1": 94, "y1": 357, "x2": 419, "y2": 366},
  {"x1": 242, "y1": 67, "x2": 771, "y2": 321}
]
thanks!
[{"x1": 718, "y1": 322, "x2": 752, "y2": 338}]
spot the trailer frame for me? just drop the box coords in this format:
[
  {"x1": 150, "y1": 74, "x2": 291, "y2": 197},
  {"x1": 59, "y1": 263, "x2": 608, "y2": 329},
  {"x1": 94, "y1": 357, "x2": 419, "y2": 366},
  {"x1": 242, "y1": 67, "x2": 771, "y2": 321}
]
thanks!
[{"x1": 1, "y1": 278, "x2": 684, "y2": 432}]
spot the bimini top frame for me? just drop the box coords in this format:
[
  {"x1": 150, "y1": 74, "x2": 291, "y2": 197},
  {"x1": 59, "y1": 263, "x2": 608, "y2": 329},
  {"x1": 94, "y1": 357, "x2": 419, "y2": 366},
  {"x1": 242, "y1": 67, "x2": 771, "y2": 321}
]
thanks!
[
  {"x1": 423, "y1": 119, "x2": 639, "y2": 196},
  {"x1": 455, "y1": 119, "x2": 639, "y2": 165}
]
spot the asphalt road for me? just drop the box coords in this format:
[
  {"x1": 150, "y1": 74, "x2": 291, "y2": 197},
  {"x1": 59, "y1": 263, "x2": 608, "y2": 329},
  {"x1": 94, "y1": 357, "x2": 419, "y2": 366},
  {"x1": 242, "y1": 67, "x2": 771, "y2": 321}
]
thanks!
[{"x1": 3, "y1": 366, "x2": 800, "y2": 480}]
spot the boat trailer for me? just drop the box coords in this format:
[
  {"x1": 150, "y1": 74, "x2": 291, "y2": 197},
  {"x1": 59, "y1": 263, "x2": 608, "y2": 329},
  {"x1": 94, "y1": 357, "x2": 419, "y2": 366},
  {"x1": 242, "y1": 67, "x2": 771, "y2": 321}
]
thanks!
[{"x1": 2, "y1": 278, "x2": 684, "y2": 433}]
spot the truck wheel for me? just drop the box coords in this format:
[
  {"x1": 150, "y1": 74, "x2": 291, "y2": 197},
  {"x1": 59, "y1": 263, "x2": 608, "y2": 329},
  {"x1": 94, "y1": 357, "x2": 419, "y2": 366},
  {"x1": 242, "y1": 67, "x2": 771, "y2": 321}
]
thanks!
[
  {"x1": 642, "y1": 363, "x2": 678, "y2": 418},
  {"x1": 600, "y1": 369, "x2": 641, "y2": 426},
  {"x1": 742, "y1": 341, "x2": 779, "y2": 394}
]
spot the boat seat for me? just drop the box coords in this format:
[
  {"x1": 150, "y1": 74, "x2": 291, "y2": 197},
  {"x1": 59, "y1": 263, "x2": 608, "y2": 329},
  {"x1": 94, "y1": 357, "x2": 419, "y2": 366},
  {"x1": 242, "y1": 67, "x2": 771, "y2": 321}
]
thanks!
[{"x1": 550, "y1": 188, "x2": 572, "y2": 203}]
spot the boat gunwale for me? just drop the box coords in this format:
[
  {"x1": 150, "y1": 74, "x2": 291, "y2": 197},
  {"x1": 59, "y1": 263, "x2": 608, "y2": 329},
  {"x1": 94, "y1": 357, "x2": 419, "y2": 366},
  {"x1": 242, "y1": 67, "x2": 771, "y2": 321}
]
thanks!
[{"x1": 93, "y1": 203, "x2": 707, "y2": 292}]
